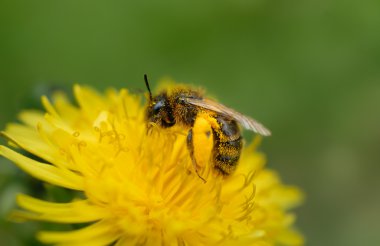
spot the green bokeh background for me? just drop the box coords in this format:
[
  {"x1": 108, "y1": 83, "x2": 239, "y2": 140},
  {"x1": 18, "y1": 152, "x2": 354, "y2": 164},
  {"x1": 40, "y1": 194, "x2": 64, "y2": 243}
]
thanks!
[{"x1": 1, "y1": 1, "x2": 380, "y2": 245}]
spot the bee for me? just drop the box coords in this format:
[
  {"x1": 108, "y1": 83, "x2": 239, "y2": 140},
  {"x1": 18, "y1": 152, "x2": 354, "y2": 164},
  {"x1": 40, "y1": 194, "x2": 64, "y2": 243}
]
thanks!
[{"x1": 144, "y1": 75, "x2": 271, "y2": 182}]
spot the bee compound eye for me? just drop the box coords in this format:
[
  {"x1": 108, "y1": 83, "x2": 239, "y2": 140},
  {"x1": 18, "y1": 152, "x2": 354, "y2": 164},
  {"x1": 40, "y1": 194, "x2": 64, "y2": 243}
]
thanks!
[{"x1": 153, "y1": 101, "x2": 164, "y2": 114}]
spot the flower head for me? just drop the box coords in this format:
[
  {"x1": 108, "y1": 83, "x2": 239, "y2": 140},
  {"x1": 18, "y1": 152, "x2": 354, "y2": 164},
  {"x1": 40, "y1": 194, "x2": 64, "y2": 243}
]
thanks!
[{"x1": 0, "y1": 84, "x2": 304, "y2": 245}]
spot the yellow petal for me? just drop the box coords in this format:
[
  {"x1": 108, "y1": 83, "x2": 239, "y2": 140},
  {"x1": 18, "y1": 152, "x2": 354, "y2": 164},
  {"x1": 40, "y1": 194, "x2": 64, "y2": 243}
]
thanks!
[
  {"x1": 0, "y1": 146, "x2": 83, "y2": 190},
  {"x1": 269, "y1": 186, "x2": 305, "y2": 210},
  {"x1": 9, "y1": 194, "x2": 108, "y2": 223},
  {"x1": 18, "y1": 110, "x2": 45, "y2": 127},
  {"x1": 52, "y1": 92, "x2": 81, "y2": 122},
  {"x1": 41, "y1": 95, "x2": 61, "y2": 119},
  {"x1": 37, "y1": 220, "x2": 121, "y2": 245},
  {"x1": 276, "y1": 228, "x2": 305, "y2": 246},
  {"x1": 74, "y1": 85, "x2": 107, "y2": 120},
  {"x1": 2, "y1": 127, "x2": 72, "y2": 170}
]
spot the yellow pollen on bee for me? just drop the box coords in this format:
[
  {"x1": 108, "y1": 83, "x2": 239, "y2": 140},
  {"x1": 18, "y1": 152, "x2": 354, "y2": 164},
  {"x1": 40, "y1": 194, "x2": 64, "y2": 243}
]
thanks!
[{"x1": 192, "y1": 116, "x2": 213, "y2": 169}]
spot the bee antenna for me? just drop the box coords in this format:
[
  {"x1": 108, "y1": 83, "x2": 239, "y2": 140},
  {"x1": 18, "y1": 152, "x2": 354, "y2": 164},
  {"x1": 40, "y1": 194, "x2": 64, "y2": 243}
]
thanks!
[{"x1": 144, "y1": 74, "x2": 153, "y2": 102}]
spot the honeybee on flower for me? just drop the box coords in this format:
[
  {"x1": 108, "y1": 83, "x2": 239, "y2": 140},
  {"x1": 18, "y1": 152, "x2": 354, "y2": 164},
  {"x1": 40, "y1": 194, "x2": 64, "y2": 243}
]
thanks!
[
  {"x1": 144, "y1": 75, "x2": 270, "y2": 182},
  {"x1": 0, "y1": 78, "x2": 303, "y2": 246}
]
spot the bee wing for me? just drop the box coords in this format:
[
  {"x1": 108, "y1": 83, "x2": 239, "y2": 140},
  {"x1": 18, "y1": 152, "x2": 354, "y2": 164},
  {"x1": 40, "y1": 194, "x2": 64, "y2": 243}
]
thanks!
[{"x1": 185, "y1": 97, "x2": 271, "y2": 136}]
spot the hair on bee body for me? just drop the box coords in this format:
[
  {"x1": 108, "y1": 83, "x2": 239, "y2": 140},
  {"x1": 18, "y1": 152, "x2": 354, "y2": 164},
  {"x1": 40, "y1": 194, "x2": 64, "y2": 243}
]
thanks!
[{"x1": 144, "y1": 75, "x2": 271, "y2": 182}]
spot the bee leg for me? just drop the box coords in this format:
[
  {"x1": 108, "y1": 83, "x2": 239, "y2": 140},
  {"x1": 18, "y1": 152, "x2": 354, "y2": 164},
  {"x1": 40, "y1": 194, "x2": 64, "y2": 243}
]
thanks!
[
  {"x1": 146, "y1": 123, "x2": 153, "y2": 135},
  {"x1": 186, "y1": 129, "x2": 207, "y2": 183}
]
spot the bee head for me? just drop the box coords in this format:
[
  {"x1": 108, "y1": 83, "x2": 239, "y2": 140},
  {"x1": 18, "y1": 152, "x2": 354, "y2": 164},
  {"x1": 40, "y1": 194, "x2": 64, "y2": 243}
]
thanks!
[{"x1": 144, "y1": 75, "x2": 176, "y2": 128}]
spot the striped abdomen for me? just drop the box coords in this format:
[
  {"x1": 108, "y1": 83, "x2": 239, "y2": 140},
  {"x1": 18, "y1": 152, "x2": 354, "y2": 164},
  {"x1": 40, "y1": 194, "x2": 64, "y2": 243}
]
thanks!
[{"x1": 212, "y1": 115, "x2": 243, "y2": 175}]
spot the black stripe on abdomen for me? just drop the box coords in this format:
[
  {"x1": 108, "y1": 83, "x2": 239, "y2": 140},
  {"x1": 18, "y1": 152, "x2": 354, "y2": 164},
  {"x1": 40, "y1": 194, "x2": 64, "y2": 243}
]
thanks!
[{"x1": 213, "y1": 133, "x2": 243, "y2": 175}]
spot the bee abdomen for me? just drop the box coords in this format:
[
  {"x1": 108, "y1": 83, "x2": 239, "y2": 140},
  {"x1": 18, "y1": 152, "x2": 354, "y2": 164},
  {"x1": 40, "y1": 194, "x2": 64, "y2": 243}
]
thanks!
[
  {"x1": 213, "y1": 137, "x2": 243, "y2": 175},
  {"x1": 213, "y1": 115, "x2": 243, "y2": 175}
]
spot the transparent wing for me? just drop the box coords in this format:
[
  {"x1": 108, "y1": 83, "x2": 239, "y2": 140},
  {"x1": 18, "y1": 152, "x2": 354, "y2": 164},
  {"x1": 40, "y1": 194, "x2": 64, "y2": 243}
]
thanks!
[{"x1": 185, "y1": 97, "x2": 271, "y2": 136}]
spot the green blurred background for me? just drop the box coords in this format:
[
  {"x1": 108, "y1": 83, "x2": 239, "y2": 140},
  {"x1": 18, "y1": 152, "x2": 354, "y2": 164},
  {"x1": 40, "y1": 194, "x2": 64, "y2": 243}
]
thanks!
[{"x1": 1, "y1": 0, "x2": 380, "y2": 245}]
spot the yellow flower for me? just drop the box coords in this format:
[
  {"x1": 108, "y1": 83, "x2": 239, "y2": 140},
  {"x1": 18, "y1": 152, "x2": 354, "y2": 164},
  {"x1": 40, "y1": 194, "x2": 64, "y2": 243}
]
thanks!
[{"x1": 0, "y1": 84, "x2": 304, "y2": 245}]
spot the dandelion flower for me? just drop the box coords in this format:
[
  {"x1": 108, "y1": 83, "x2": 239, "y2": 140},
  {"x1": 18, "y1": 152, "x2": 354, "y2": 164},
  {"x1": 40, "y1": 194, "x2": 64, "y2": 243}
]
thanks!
[{"x1": 0, "y1": 84, "x2": 304, "y2": 245}]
